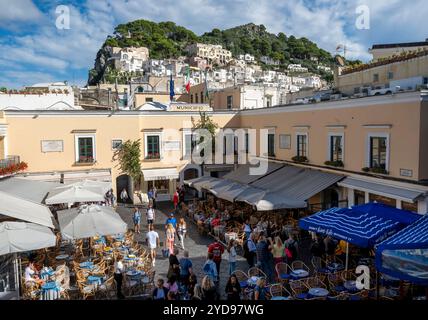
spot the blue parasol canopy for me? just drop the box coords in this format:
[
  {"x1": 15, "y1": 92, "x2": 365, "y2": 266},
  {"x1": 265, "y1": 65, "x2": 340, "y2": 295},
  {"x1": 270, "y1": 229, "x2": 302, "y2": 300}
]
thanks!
[
  {"x1": 375, "y1": 214, "x2": 428, "y2": 285},
  {"x1": 299, "y1": 203, "x2": 420, "y2": 248}
]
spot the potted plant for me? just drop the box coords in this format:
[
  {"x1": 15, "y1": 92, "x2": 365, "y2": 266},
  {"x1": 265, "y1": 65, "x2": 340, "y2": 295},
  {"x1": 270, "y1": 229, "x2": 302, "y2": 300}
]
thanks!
[
  {"x1": 325, "y1": 160, "x2": 344, "y2": 168},
  {"x1": 292, "y1": 156, "x2": 308, "y2": 163}
]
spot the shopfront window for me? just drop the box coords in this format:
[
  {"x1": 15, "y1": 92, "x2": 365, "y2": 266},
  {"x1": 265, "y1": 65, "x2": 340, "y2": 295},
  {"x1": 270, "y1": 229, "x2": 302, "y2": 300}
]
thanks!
[
  {"x1": 354, "y1": 190, "x2": 366, "y2": 206},
  {"x1": 369, "y1": 194, "x2": 396, "y2": 208},
  {"x1": 402, "y1": 201, "x2": 418, "y2": 213},
  {"x1": 148, "y1": 179, "x2": 169, "y2": 195}
]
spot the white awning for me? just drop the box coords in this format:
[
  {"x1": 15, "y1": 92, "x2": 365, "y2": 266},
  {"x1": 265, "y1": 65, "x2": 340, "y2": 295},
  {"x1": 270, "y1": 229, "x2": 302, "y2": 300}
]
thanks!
[
  {"x1": 0, "y1": 191, "x2": 55, "y2": 229},
  {"x1": 338, "y1": 177, "x2": 425, "y2": 202},
  {"x1": 142, "y1": 168, "x2": 179, "y2": 181}
]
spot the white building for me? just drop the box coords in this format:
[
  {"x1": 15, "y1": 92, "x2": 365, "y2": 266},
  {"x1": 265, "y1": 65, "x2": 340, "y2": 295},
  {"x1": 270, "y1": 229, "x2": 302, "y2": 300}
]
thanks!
[
  {"x1": 288, "y1": 64, "x2": 309, "y2": 73},
  {"x1": 0, "y1": 82, "x2": 80, "y2": 111},
  {"x1": 109, "y1": 47, "x2": 150, "y2": 72},
  {"x1": 304, "y1": 75, "x2": 322, "y2": 89},
  {"x1": 186, "y1": 43, "x2": 232, "y2": 66},
  {"x1": 260, "y1": 56, "x2": 280, "y2": 66},
  {"x1": 317, "y1": 65, "x2": 332, "y2": 73},
  {"x1": 143, "y1": 60, "x2": 167, "y2": 77},
  {"x1": 291, "y1": 76, "x2": 306, "y2": 86},
  {"x1": 238, "y1": 54, "x2": 255, "y2": 63}
]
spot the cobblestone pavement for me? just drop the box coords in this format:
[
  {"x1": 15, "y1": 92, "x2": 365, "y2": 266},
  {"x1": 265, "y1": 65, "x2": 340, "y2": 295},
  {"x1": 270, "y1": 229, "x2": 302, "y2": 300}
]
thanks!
[{"x1": 116, "y1": 202, "x2": 248, "y2": 299}]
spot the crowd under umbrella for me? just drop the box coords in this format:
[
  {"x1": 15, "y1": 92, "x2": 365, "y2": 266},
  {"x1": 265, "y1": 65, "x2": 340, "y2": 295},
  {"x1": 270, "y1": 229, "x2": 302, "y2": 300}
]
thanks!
[
  {"x1": 298, "y1": 203, "x2": 421, "y2": 270},
  {"x1": 57, "y1": 204, "x2": 127, "y2": 240},
  {"x1": 45, "y1": 185, "x2": 105, "y2": 206},
  {"x1": 0, "y1": 221, "x2": 57, "y2": 299},
  {"x1": 54, "y1": 179, "x2": 112, "y2": 195}
]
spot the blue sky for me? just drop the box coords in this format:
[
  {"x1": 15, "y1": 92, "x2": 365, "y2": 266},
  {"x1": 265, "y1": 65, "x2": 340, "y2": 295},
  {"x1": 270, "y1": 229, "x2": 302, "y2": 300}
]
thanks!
[{"x1": 0, "y1": 0, "x2": 427, "y2": 88}]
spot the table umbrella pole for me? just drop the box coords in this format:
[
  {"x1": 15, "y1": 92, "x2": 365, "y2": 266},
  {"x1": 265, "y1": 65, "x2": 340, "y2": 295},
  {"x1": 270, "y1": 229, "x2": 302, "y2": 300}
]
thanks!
[{"x1": 345, "y1": 242, "x2": 349, "y2": 271}]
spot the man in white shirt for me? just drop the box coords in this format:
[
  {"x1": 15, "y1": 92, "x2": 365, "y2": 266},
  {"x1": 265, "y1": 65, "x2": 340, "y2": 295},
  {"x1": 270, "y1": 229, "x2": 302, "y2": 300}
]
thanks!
[
  {"x1": 147, "y1": 204, "x2": 155, "y2": 226},
  {"x1": 146, "y1": 224, "x2": 160, "y2": 267},
  {"x1": 114, "y1": 256, "x2": 125, "y2": 299}
]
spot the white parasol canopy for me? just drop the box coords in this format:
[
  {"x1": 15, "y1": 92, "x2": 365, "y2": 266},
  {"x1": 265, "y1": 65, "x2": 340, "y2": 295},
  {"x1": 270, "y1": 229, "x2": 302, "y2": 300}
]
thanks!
[
  {"x1": 54, "y1": 179, "x2": 112, "y2": 195},
  {"x1": 0, "y1": 221, "x2": 56, "y2": 256},
  {"x1": 57, "y1": 204, "x2": 127, "y2": 240},
  {"x1": 45, "y1": 185, "x2": 105, "y2": 205}
]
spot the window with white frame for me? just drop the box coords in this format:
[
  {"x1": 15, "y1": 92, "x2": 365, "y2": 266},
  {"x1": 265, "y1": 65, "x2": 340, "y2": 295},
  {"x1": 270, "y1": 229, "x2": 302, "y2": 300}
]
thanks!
[
  {"x1": 279, "y1": 134, "x2": 291, "y2": 149},
  {"x1": 296, "y1": 133, "x2": 308, "y2": 158},
  {"x1": 328, "y1": 134, "x2": 344, "y2": 162},
  {"x1": 75, "y1": 135, "x2": 96, "y2": 163},
  {"x1": 368, "y1": 134, "x2": 388, "y2": 170},
  {"x1": 183, "y1": 130, "x2": 196, "y2": 158},
  {"x1": 145, "y1": 133, "x2": 161, "y2": 160},
  {"x1": 268, "y1": 133, "x2": 275, "y2": 157}
]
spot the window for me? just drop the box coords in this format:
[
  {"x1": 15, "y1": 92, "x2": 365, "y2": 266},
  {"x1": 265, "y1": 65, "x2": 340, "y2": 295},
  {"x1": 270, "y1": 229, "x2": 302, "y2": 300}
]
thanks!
[
  {"x1": 268, "y1": 133, "x2": 275, "y2": 157},
  {"x1": 195, "y1": 93, "x2": 199, "y2": 103},
  {"x1": 279, "y1": 134, "x2": 291, "y2": 149},
  {"x1": 245, "y1": 133, "x2": 249, "y2": 154},
  {"x1": 75, "y1": 135, "x2": 95, "y2": 163},
  {"x1": 354, "y1": 190, "x2": 366, "y2": 206},
  {"x1": 190, "y1": 94, "x2": 193, "y2": 103},
  {"x1": 329, "y1": 135, "x2": 343, "y2": 162},
  {"x1": 112, "y1": 139, "x2": 123, "y2": 150},
  {"x1": 146, "y1": 135, "x2": 160, "y2": 159},
  {"x1": 297, "y1": 134, "x2": 307, "y2": 157},
  {"x1": 265, "y1": 95, "x2": 273, "y2": 108},
  {"x1": 183, "y1": 133, "x2": 196, "y2": 157},
  {"x1": 373, "y1": 74, "x2": 379, "y2": 82},
  {"x1": 145, "y1": 97, "x2": 153, "y2": 102},
  {"x1": 370, "y1": 136, "x2": 387, "y2": 169},
  {"x1": 200, "y1": 92, "x2": 204, "y2": 103},
  {"x1": 227, "y1": 95, "x2": 233, "y2": 109},
  {"x1": 424, "y1": 77, "x2": 428, "y2": 85},
  {"x1": 388, "y1": 72, "x2": 394, "y2": 80},
  {"x1": 223, "y1": 134, "x2": 234, "y2": 156}
]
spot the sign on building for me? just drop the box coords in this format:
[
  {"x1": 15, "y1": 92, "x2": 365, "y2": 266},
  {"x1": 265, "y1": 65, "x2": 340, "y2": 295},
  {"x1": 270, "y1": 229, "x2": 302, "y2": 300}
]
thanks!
[{"x1": 41, "y1": 140, "x2": 64, "y2": 152}]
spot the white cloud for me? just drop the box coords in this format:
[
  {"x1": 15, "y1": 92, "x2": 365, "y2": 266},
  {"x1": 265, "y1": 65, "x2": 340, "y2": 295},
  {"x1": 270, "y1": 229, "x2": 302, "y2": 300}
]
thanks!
[
  {"x1": 3, "y1": 0, "x2": 428, "y2": 88},
  {"x1": 0, "y1": 0, "x2": 44, "y2": 29}
]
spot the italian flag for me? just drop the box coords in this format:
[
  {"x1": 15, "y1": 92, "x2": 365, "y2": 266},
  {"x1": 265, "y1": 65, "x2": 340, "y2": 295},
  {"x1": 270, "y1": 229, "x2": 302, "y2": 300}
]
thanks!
[{"x1": 185, "y1": 67, "x2": 191, "y2": 93}]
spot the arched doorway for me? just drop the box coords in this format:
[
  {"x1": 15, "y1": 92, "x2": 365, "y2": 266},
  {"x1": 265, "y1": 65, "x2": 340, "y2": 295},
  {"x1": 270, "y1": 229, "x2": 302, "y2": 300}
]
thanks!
[{"x1": 116, "y1": 174, "x2": 132, "y2": 204}]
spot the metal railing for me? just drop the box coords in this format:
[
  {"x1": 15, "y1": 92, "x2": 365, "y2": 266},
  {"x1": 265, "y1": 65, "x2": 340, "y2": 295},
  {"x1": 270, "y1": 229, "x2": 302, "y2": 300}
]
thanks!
[{"x1": 0, "y1": 156, "x2": 20, "y2": 169}]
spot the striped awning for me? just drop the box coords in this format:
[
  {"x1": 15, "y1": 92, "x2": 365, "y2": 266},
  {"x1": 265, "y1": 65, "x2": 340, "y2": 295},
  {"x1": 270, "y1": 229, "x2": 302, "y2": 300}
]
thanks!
[
  {"x1": 375, "y1": 214, "x2": 428, "y2": 285},
  {"x1": 299, "y1": 203, "x2": 420, "y2": 248}
]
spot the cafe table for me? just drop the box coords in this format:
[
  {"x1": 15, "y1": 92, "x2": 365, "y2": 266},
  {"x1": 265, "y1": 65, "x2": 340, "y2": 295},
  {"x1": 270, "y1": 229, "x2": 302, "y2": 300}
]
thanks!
[
  {"x1": 308, "y1": 288, "x2": 329, "y2": 298},
  {"x1": 79, "y1": 261, "x2": 95, "y2": 270},
  {"x1": 290, "y1": 269, "x2": 309, "y2": 280},
  {"x1": 40, "y1": 281, "x2": 61, "y2": 300},
  {"x1": 87, "y1": 275, "x2": 104, "y2": 288},
  {"x1": 55, "y1": 254, "x2": 70, "y2": 261},
  {"x1": 271, "y1": 296, "x2": 292, "y2": 300}
]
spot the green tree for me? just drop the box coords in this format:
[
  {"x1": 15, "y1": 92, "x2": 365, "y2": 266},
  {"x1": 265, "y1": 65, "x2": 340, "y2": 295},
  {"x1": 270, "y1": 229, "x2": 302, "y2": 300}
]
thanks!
[{"x1": 114, "y1": 139, "x2": 142, "y2": 190}]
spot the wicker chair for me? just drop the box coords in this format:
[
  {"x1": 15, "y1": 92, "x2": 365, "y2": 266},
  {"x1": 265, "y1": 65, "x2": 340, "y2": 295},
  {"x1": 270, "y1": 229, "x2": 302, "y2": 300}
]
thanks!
[
  {"x1": 291, "y1": 260, "x2": 310, "y2": 273},
  {"x1": 289, "y1": 280, "x2": 309, "y2": 300},
  {"x1": 275, "y1": 262, "x2": 291, "y2": 283},
  {"x1": 305, "y1": 276, "x2": 327, "y2": 289},
  {"x1": 248, "y1": 267, "x2": 267, "y2": 279},
  {"x1": 327, "y1": 272, "x2": 346, "y2": 294}
]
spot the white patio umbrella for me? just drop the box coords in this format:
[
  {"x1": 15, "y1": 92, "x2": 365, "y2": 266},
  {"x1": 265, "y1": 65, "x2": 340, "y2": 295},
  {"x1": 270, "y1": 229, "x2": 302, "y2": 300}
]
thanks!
[
  {"x1": 45, "y1": 185, "x2": 105, "y2": 205},
  {"x1": 57, "y1": 204, "x2": 127, "y2": 240},
  {"x1": 54, "y1": 179, "x2": 112, "y2": 195},
  {"x1": 0, "y1": 221, "x2": 56, "y2": 256}
]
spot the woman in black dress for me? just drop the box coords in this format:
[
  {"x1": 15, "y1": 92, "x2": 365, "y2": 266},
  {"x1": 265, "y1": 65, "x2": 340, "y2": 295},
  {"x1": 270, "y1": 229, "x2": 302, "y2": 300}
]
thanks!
[
  {"x1": 167, "y1": 248, "x2": 180, "y2": 280},
  {"x1": 225, "y1": 275, "x2": 241, "y2": 301}
]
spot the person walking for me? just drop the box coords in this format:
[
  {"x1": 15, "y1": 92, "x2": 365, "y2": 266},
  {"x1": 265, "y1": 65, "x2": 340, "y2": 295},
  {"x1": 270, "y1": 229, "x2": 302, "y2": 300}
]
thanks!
[
  {"x1": 179, "y1": 250, "x2": 193, "y2": 287},
  {"x1": 285, "y1": 234, "x2": 299, "y2": 263},
  {"x1": 114, "y1": 255, "x2": 125, "y2": 299},
  {"x1": 244, "y1": 233, "x2": 257, "y2": 268},
  {"x1": 145, "y1": 224, "x2": 160, "y2": 267},
  {"x1": 152, "y1": 279, "x2": 169, "y2": 300},
  {"x1": 120, "y1": 188, "x2": 129, "y2": 205},
  {"x1": 167, "y1": 248, "x2": 180, "y2": 281},
  {"x1": 146, "y1": 204, "x2": 155, "y2": 226},
  {"x1": 203, "y1": 253, "x2": 218, "y2": 284},
  {"x1": 208, "y1": 238, "x2": 224, "y2": 282},
  {"x1": 165, "y1": 213, "x2": 177, "y2": 230},
  {"x1": 243, "y1": 219, "x2": 252, "y2": 240},
  {"x1": 177, "y1": 218, "x2": 187, "y2": 250},
  {"x1": 152, "y1": 186, "x2": 157, "y2": 209},
  {"x1": 132, "y1": 207, "x2": 141, "y2": 234},
  {"x1": 225, "y1": 275, "x2": 241, "y2": 301},
  {"x1": 173, "y1": 188, "x2": 180, "y2": 214},
  {"x1": 227, "y1": 240, "x2": 237, "y2": 276},
  {"x1": 200, "y1": 276, "x2": 218, "y2": 301},
  {"x1": 272, "y1": 236, "x2": 286, "y2": 266},
  {"x1": 166, "y1": 223, "x2": 176, "y2": 255},
  {"x1": 256, "y1": 233, "x2": 274, "y2": 283}
]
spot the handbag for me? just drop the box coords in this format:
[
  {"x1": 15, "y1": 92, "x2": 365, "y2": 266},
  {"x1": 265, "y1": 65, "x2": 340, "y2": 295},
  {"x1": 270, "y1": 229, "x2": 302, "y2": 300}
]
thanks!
[{"x1": 285, "y1": 248, "x2": 292, "y2": 259}]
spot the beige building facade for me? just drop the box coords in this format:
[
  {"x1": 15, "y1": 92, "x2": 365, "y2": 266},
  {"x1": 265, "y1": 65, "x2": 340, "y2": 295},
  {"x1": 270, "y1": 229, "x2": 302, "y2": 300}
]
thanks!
[{"x1": 1, "y1": 91, "x2": 428, "y2": 213}]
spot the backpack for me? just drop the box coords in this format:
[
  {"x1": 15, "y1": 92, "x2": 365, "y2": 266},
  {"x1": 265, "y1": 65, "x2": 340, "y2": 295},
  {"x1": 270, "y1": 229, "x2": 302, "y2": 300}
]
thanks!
[{"x1": 285, "y1": 247, "x2": 293, "y2": 259}]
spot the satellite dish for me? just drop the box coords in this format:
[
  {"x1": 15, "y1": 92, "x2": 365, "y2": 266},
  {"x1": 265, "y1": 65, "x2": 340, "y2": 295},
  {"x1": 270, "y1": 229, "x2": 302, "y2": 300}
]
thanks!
[{"x1": 335, "y1": 55, "x2": 345, "y2": 67}]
